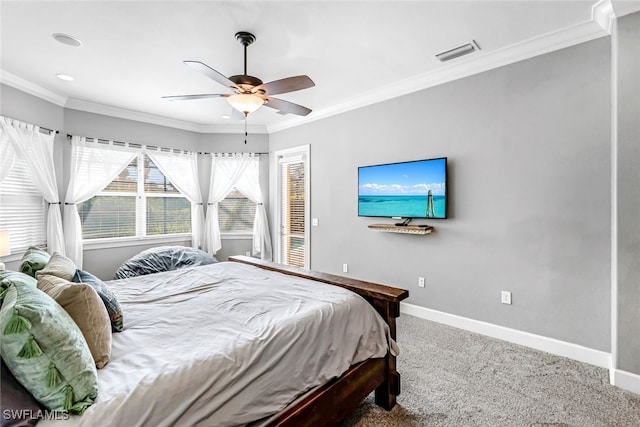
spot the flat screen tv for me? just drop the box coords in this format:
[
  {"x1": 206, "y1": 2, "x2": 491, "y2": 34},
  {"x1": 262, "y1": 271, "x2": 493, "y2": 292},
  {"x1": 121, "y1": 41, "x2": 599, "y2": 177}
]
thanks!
[{"x1": 358, "y1": 157, "x2": 447, "y2": 219}]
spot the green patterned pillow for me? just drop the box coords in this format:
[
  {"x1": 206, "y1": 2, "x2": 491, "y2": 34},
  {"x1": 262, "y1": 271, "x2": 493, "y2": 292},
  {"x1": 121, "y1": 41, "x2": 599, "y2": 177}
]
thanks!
[
  {"x1": 0, "y1": 270, "x2": 36, "y2": 298},
  {"x1": 19, "y1": 247, "x2": 51, "y2": 278},
  {"x1": 0, "y1": 274, "x2": 98, "y2": 414}
]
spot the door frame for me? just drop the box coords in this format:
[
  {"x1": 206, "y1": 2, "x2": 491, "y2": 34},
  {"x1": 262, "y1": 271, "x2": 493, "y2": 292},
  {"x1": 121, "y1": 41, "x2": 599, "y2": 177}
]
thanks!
[{"x1": 271, "y1": 144, "x2": 310, "y2": 269}]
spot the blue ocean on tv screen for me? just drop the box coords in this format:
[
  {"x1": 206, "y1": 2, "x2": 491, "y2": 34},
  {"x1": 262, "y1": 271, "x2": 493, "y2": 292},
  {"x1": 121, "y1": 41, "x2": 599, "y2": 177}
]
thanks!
[
  {"x1": 358, "y1": 158, "x2": 447, "y2": 218},
  {"x1": 358, "y1": 195, "x2": 446, "y2": 218}
]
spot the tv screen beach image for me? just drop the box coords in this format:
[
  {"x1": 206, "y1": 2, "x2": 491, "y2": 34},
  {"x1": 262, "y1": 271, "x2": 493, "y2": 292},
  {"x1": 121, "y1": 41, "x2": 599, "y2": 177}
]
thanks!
[{"x1": 358, "y1": 158, "x2": 447, "y2": 218}]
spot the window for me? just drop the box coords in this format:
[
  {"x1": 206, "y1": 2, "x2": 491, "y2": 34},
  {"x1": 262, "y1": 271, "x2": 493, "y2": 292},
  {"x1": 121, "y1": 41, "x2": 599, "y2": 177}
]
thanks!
[
  {"x1": 78, "y1": 154, "x2": 191, "y2": 240},
  {"x1": 274, "y1": 146, "x2": 309, "y2": 269},
  {"x1": 0, "y1": 157, "x2": 46, "y2": 252},
  {"x1": 218, "y1": 188, "x2": 256, "y2": 233}
]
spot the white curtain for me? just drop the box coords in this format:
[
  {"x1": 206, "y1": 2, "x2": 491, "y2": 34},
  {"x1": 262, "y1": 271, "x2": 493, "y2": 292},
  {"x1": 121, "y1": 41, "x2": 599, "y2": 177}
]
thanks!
[
  {"x1": 0, "y1": 127, "x2": 16, "y2": 182},
  {"x1": 64, "y1": 136, "x2": 140, "y2": 267},
  {"x1": 146, "y1": 149, "x2": 204, "y2": 250},
  {"x1": 0, "y1": 117, "x2": 65, "y2": 255},
  {"x1": 204, "y1": 154, "x2": 255, "y2": 255},
  {"x1": 235, "y1": 159, "x2": 272, "y2": 260}
]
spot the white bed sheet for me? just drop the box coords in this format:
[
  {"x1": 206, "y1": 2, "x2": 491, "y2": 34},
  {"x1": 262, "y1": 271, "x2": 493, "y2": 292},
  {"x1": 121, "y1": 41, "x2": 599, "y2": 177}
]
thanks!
[{"x1": 40, "y1": 261, "x2": 396, "y2": 427}]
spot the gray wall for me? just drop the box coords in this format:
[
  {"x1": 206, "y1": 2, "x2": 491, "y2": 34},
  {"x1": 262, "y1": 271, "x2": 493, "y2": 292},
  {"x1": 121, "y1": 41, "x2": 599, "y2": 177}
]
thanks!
[
  {"x1": 615, "y1": 11, "x2": 640, "y2": 375},
  {"x1": 1, "y1": 88, "x2": 269, "y2": 278},
  {"x1": 269, "y1": 38, "x2": 612, "y2": 352}
]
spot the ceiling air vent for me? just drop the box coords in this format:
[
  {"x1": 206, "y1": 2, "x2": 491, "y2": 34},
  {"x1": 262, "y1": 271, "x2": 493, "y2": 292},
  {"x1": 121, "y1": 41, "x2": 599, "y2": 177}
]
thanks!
[{"x1": 435, "y1": 40, "x2": 481, "y2": 62}]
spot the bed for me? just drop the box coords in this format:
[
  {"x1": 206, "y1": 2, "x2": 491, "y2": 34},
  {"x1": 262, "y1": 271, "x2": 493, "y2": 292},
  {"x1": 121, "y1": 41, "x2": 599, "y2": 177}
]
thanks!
[{"x1": 29, "y1": 255, "x2": 408, "y2": 427}]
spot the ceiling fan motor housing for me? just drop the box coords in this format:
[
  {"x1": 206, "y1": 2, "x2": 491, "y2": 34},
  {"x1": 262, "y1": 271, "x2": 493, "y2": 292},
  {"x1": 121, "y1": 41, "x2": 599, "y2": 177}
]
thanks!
[{"x1": 229, "y1": 74, "x2": 264, "y2": 91}]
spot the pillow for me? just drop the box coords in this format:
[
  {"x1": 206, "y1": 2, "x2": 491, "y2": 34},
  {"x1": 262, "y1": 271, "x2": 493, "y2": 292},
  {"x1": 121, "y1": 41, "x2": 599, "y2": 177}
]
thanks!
[
  {"x1": 1, "y1": 359, "x2": 44, "y2": 427},
  {"x1": 0, "y1": 277, "x2": 98, "y2": 414},
  {"x1": 35, "y1": 253, "x2": 77, "y2": 281},
  {"x1": 37, "y1": 274, "x2": 112, "y2": 369},
  {"x1": 18, "y1": 246, "x2": 51, "y2": 278},
  {"x1": 72, "y1": 269, "x2": 124, "y2": 333},
  {"x1": 113, "y1": 245, "x2": 217, "y2": 279},
  {"x1": 1, "y1": 271, "x2": 36, "y2": 297}
]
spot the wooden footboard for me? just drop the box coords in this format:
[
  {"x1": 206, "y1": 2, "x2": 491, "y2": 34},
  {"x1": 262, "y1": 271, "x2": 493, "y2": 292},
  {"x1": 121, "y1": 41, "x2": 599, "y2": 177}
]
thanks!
[{"x1": 228, "y1": 256, "x2": 409, "y2": 425}]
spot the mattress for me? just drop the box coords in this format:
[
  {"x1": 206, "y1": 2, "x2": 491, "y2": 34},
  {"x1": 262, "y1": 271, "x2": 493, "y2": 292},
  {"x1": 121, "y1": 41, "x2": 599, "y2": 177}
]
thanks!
[{"x1": 39, "y1": 261, "x2": 396, "y2": 427}]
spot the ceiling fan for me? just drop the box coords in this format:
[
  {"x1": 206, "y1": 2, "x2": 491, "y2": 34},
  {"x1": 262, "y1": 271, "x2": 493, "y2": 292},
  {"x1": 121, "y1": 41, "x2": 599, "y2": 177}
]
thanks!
[{"x1": 162, "y1": 31, "x2": 315, "y2": 118}]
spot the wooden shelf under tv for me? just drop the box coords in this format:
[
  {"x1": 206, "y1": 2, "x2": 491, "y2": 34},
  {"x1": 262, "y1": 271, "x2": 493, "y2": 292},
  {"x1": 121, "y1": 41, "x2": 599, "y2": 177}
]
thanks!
[{"x1": 368, "y1": 224, "x2": 433, "y2": 235}]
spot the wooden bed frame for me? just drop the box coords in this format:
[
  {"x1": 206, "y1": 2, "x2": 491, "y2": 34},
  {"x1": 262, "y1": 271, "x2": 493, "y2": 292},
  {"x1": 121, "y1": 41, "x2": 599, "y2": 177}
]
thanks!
[{"x1": 228, "y1": 256, "x2": 409, "y2": 426}]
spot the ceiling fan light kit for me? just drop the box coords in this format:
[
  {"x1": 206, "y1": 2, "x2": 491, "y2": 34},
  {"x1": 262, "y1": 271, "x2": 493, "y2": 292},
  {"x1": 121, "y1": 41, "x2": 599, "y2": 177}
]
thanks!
[
  {"x1": 228, "y1": 93, "x2": 264, "y2": 114},
  {"x1": 162, "y1": 31, "x2": 315, "y2": 118}
]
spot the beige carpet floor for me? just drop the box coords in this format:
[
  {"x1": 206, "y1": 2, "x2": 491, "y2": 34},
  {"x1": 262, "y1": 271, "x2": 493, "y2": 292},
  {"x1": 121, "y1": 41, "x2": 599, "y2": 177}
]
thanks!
[{"x1": 342, "y1": 314, "x2": 640, "y2": 426}]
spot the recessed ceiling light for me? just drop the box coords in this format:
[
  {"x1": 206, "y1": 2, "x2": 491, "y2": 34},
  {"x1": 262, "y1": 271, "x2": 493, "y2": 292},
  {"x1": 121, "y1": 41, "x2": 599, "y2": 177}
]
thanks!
[
  {"x1": 52, "y1": 33, "x2": 83, "y2": 47},
  {"x1": 56, "y1": 74, "x2": 74, "y2": 81},
  {"x1": 221, "y1": 114, "x2": 231, "y2": 119}
]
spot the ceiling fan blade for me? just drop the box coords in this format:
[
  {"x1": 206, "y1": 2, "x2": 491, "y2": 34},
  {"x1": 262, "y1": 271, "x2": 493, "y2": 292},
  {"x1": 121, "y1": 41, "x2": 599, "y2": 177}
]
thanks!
[
  {"x1": 162, "y1": 94, "x2": 228, "y2": 101},
  {"x1": 184, "y1": 61, "x2": 237, "y2": 90},
  {"x1": 264, "y1": 97, "x2": 312, "y2": 116},
  {"x1": 255, "y1": 75, "x2": 315, "y2": 96}
]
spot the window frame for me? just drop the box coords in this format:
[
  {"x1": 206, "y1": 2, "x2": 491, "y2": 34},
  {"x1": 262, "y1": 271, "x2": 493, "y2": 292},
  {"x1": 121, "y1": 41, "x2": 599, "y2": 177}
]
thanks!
[
  {"x1": 80, "y1": 153, "x2": 192, "y2": 244},
  {"x1": 271, "y1": 145, "x2": 310, "y2": 269}
]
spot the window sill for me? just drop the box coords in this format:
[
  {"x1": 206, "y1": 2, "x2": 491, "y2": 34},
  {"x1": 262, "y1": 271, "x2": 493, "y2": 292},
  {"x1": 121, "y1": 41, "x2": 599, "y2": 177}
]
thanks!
[
  {"x1": 83, "y1": 234, "x2": 192, "y2": 251},
  {"x1": 221, "y1": 233, "x2": 252, "y2": 240},
  {"x1": 82, "y1": 233, "x2": 250, "y2": 251},
  {"x1": 2, "y1": 253, "x2": 23, "y2": 263}
]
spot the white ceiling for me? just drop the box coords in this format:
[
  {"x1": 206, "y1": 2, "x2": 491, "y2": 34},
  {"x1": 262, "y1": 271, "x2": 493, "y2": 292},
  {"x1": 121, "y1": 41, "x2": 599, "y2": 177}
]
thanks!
[{"x1": 1, "y1": 1, "x2": 637, "y2": 133}]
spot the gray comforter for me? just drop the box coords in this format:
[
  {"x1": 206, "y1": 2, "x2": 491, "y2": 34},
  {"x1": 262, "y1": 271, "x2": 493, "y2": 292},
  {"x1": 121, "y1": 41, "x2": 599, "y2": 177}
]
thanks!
[{"x1": 40, "y1": 261, "x2": 396, "y2": 427}]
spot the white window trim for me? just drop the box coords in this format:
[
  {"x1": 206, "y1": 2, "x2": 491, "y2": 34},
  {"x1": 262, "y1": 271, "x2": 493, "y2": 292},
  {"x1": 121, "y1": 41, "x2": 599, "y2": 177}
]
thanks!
[
  {"x1": 220, "y1": 232, "x2": 253, "y2": 240},
  {"x1": 271, "y1": 144, "x2": 310, "y2": 269}
]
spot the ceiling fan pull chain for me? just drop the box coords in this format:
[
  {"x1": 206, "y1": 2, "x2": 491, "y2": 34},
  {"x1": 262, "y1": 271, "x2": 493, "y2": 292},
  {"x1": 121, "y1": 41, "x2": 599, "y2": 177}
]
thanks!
[{"x1": 244, "y1": 117, "x2": 248, "y2": 144}]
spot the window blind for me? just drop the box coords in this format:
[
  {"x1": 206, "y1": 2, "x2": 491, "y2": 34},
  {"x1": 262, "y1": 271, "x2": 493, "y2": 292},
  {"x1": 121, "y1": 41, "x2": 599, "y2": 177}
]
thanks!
[
  {"x1": 0, "y1": 157, "x2": 46, "y2": 252},
  {"x1": 279, "y1": 160, "x2": 305, "y2": 268},
  {"x1": 218, "y1": 188, "x2": 256, "y2": 233}
]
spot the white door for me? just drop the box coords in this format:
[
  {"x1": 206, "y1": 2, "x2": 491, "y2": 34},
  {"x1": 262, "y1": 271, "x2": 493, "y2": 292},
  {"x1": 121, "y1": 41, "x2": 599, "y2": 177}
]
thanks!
[{"x1": 273, "y1": 145, "x2": 309, "y2": 268}]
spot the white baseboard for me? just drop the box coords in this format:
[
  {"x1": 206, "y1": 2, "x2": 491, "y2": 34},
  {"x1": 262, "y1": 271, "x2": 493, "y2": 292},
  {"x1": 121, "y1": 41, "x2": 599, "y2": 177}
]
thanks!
[
  {"x1": 400, "y1": 302, "x2": 611, "y2": 369},
  {"x1": 613, "y1": 369, "x2": 640, "y2": 395}
]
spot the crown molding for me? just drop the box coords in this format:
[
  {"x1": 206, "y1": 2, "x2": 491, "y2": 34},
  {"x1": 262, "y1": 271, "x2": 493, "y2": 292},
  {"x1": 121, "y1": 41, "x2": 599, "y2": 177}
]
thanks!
[
  {"x1": 0, "y1": 69, "x2": 267, "y2": 134},
  {"x1": 592, "y1": 0, "x2": 616, "y2": 33},
  {"x1": 0, "y1": 70, "x2": 67, "y2": 106},
  {"x1": 64, "y1": 98, "x2": 268, "y2": 134},
  {"x1": 267, "y1": 18, "x2": 610, "y2": 134}
]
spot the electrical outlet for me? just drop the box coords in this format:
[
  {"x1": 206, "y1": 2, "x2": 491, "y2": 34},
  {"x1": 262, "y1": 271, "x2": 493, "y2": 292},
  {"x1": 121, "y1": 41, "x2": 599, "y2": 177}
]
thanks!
[
  {"x1": 312, "y1": 218, "x2": 319, "y2": 226},
  {"x1": 342, "y1": 263, "x2": 348, "y2": 273},
  {"x1": 245, "y1": 251, "x2": 251, "y2": 257},
  {"x1": 501, "y1": 291, "x2": 512, "y2": 305},
  {"x1": 418, "y1": 277, "x2": 425, "y2": 288}
]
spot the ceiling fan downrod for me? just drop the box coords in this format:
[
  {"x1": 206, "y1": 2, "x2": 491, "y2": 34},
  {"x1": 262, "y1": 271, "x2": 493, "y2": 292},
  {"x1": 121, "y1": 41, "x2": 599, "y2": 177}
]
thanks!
[{"x1": 235, "y1": 31, "x2": 255, "y2": 76}]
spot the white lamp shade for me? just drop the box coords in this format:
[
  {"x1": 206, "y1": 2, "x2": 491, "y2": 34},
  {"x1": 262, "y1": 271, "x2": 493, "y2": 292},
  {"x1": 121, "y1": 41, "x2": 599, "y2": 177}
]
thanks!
[
  {"x1": 227, "y1": 94, "x2": 264, "y2": 114},
  {"x1": 0, "y1": 230, "x2": 10, "y2": 257}
]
